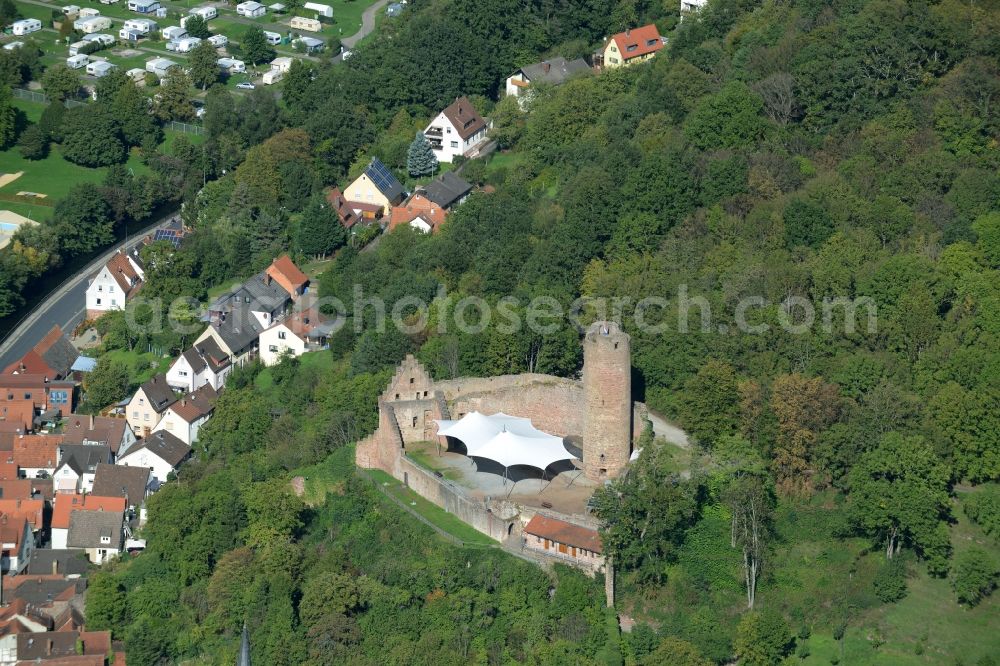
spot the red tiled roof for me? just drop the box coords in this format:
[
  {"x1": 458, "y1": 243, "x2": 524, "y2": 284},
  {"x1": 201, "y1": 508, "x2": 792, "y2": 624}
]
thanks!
[
  {"x1": 389, "y1": 194, "x2": 447, "y2": 233},
  {"x1": 3, "y1": 350, "x2": 57, "y2": 378},
  {"x1": 524, "y1": 514, "x2": 603, "y2": 554},
  {"x1": 167, "y1": 384, "x2": 217, "y2": 423},
  {"x1": 0, "y1": 515, "x2": 28, "y2": 551},
  {"x1": 0, "y1": 463, "x2": 18, "y2": 480},
  {"x1": 6, "y1": 434, "x2": 63, "y2": 470},
  {"x1": 608, "y1": 24, "x2": 663, "y2": 61},
  {"x1": 51, "y1": 493, "x2": 126, "y2": 530},
  {"x1": 0, "y1": 400, "x2": 34, "y2": 432},
  {"x1": 265, "y1": 255, "x2": 309, "y2": 297},
  {"x1": 0, "y1": 479, "x2": 32, "y2": 500},
  {"x1": 0, "y1": 499, "x2": 43, "y2": 529},
  {"x1": 104, "y1": 250, "x2": 143, "y2": 297},
  {"x1": 347, "y1": 200, "x2": 384, "y2": 214}
]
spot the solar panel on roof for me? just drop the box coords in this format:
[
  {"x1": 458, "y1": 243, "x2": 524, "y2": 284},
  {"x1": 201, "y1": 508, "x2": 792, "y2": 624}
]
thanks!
[
  {"x1": 152, "y1": 229, "x2": 182, "y2": 248},
  {"x1": 367, "y1": 159, "x2": 399, "y2": 194}
]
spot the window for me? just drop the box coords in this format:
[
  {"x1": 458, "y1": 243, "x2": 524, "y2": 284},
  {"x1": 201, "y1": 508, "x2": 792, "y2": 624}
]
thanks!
[
  {"x1": 450, "y1": 141, "x2": 458, "y2": 148},
  {"x1": 23, "y1": 392, "x2": 30, "y2": 400},
  {"x1": 412, "y1": 416, "x2": 417, "y2": 427},
  {"x1": 278, "y1": 331, "x2": 286, "y2": 340},
  {"x1": 143, "y1": 413, "x2": 149, "y2": 421},
  {"x1": 138, "y1": 398, "x2": 144, "y2": 406},
  {"x1": 96, "y1": 298, "x2": 102, "y2": 305},
  {"x1": 409, "y1": 377, "x2": 414, "y2": 384},
  {"x1": 97, "y1": 285, "x2": 103, "y2": 292},
  {"x1": 111, "y1": 299, "x2": 117, "y2": 306},
  {"x1": 132, "y1": 411, "x2": 138, "y2": 418},
  {"x1": 268, "y1": 345, "x2": 278, "y2": 352},
  {"x1": 100, "y1": 535, "x2": 111, "y2": 544},
  {"x1": 609, "y1": 57, "x2": 619, "y2": 64},
  {"x1": 179, "y1": 371, "x2": 188, "y2": 377},
  {"x1": 109, "y1": 285, "x2": 114, "y2": 292}
]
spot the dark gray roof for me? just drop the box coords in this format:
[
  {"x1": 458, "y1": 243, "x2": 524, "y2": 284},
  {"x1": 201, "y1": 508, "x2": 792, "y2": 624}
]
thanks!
[
  {"x1": 194, "y1": 337, "x2": 231, "y2": 372},
  {"x1": 422, "y1": 172, "x2": 472, "y2": 209},
  {"x1": 209, "y1": 272, "x2": 291, "y2": 316},
  {"x1": 34, "y1": 326, "x2": 80, "y2": 379},
  {"x1": 62, "y1": 415, "x2": 128, "y2": 450},
  {"x1": 365, "y1": 157, "x2": 405, "y2": 203},
  {"x1": 138, "y1": 374, "x2": 177, "y2": 413},
  {"x1": 124, "y1": 430, "x2": 191, "y2": 467},
  {"x1": 180, "y1": 346, "x2": 207, "y2": 374},
  {"x1": 66, "y1": 509, "x2": 124, "y2": 549},
  {"x1": 518, "y1": 57, "x2": 590, "y2": 86},
  {"x1": 212, "y1": 311, "x2": 264, "y2": 355},
  {"x1": 5, "y1": 577, "x2": 84, "y2": 607},
  {"x1": 57, "y1": 444, "x2": 111, "y2": 475},
  {"x1": 26, "y1": 549, "x2": 91, "y2": 576},
  {"x1": 91, "y1": 463, "x2": 150, "y2": 509}
]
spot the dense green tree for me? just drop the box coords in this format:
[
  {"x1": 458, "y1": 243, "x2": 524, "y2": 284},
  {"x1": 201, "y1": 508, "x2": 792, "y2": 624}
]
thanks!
[
  {"x1": 111, "y1": 80, "x2": 160, "y2": 147},
  {"x1": 684, "y1": 81, "x2": 768, "y2": 150},
  {"x1": 281, "y1": 58, "x2": 312, "y2": 112},
  {"x1": 85, "y1": 572, "x2": 127, "y2": 634},
  {"x1": 94, "y1": 67, "x2": 129, "y2": 102},
  {"x1": 188, "y1": 39, "x2": 221, "y2": 90},
  {"x1": 60, "y1": 106, "x2": 126, "y2": 167},
  {"x1": 83, "y1": 357, "x2": 131, "y2": 411},
  {"x1": 51, "y1": 184, "x2": 114, "y2": 256},
  {"x1": 848, "y1": 433, "x2": 952, "y2": 573},
  {"x1": 16, "y1": 123, "x2": 47, "y2": 160},
  {"x1": 734, "y1": 610, "x2": 792, "y2": 666},
  {"x1": 41, "y1": 64, "x2": 82, "y2": 101},
  {"x1": 155, "y1": 68, "x2": 195, "y2": 121},
  {"x1": 678, "y1": 359, "x2": 741, "y2": 447},
  {"x1": 37, "y1": 101, "x2": 65, "y2": 141},
  {"x1": 242, "y1": 25, "x2": 275, "y2": 65},
  {"x1": 952, "y1": 547, "x2": 999, "y2": 606},
  {"x1": 641, "y1": 637, "x2": 712, "y2": 666},
  {"x1": 184, "y1": 14, "x2": 211, "y2": 39},
  {"x1": 0, "y1": 86, "x2": 17, "y2": 149},
  {"x1": 0, "y1": 0, "x2": 19, "y2": 26},
  {"x1": 297, "y1": 194, "x2": 346, "y2": 257}
]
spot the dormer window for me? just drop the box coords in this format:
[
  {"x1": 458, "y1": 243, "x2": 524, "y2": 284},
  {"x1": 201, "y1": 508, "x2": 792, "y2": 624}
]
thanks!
[
  {"x1": 627, "y1": 44, "x2": 637, "y2": 52},
  {"x1": 101, "y1": 535, "x2": 111, "y2": 544}
]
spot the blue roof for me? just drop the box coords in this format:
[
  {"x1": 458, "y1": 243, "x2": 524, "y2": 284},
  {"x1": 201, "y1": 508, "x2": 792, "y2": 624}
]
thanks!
[
  {"x1": 70, "y1": 356, "x2": 99, "y2": 372},
  {"x1": 365, "y1": 158, "x2": 404, "y2": 202}
]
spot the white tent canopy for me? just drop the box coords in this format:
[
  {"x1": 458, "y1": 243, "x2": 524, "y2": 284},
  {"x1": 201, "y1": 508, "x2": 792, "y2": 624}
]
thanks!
[{"x1": 434, "y1": 411, "x2": 577, "y2": 472}]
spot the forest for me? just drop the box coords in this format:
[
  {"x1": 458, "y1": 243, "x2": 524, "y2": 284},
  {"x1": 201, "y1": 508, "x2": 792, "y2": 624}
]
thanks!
[{"x1": 76, "y1": 0, "x2": 1000, "y2": 664}]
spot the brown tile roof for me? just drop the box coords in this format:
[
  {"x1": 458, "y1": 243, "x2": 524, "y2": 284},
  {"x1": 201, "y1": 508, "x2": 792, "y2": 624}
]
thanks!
[
  {"x1": 0, "y1": 462, "x2": 18, "y2": 480},
  {"x1": 441, "y1": 96, "x2": 487, "y2": 141},
  {"x1": 167, "y1": 384, "x2": 217, "y2": 423},
  {"x1": 67, "y1": 509, "x2": 123, "y2": 550},
  {"x1": 0, "y1": 515, "x2": 29, "y2": 552},
  {"x1": 524, "y1": 514, "x2": 603, "y2": 553},
  {"x1": 51, "y1": 493, "x2": 126, "y2": 530},
  {"x1": 6, "y1": 434, "x2": 63, "y2": 470},
  {"x1": 265, "y1": 255, "x2": 309, "y2": 298},
  {"x1": 136, "y1": 374, "x2": 176, "y2": 414},
  {"x1": 389, "y1": 194, "x2": 447, "y2": 233},
  {"x1": 4, "y1": 575, "x2": 83, "y2": 607},
  {"x1": 61, "y1": 414, "x2": 128, "y2": 453},
  {"x1": 104, "y1": 249, "x2": 143, "y2": 297},
  {"x1": 326, "y1": 187, "x2": 362, "y2": 228},
  {"x1": 3, "y1": 350, "x2": 57, "y2": 378},
  {"x1": 16, "y1": 657, "x2": 106, "y2": 666},
  {"x1": 608, "y1": 23, "x2": 663, "y2": 61},
  {"x1": 17, "y1": 630, "x2": 111, "y2": 660},
  {"x1": 0, "y1": 498, "x2": 44, "y2": 529},
  {"x1": 33, "y1": 326, "x2": 78, "y2": 379},
  {"x1": 91, "y1": 463, "x2": 149, "y2": 509},
  {"x1": 276, "y1": 306, "x2": 330, "y2": 340}
]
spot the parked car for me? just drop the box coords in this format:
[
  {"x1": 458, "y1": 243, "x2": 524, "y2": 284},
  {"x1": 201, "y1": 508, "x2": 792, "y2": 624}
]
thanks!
[{"x1": 236, "y1": 81, "x2": 255, "y2": 89}]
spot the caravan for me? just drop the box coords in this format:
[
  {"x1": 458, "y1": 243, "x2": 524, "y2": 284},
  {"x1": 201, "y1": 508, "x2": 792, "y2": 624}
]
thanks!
[
  {"x1": 11, "y1": 19, "x2": 42, "y2": 36},
  {"x1": 66, "y1": 54, "x2": 90, "y2": 69},
  {"x1": 263, "y1": 30, "x2": 281, "y2": 45}
]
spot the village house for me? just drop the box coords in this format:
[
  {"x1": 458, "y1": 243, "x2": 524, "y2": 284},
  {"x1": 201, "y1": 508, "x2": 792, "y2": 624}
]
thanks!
[
  {"x1": 67, "y1": 508, "x2": 125, "y2": 564},
  {"x1": 117, "y1": 430, "x2": 191, "y2": 485},
  {"x1": 6, "y1": 434, "x2": 63, "y2": 479},
  {"x1": 49, "y1": 493, "x2": 125, "y2": 550},
  {"x1": 523, "y1": 514, "x2": 605, "y2": 573},
  {"x1": 342, "y1": 158, "x2": 406, "y2": 217},
  {"x1": 91, "y1": 463, "x2": 151, "y2": 525},
  {"x1": 195, "y1": 316, "x2": 265, "y2": 370},
  {"x1": 61, "y1": 414, "x2": 134, "y2": 458},
  {"x1": 504, "y1": 57, "x2": 591, "y2": 106},
  {"x1": 421, "y1": 171, "x2": 473, "y2": 210},
  {"x1": 26, "y1": 549, "x2": 90, "y2": 577},
  {"x1": 598, "y1": 24, "x2": 664, "y2": 69},
  {"x1": 681, "y1": 0, "x2": 709, "y2": 14},
  {"x1": 166, "y1": 338, "x2": 232, "y2": 392},
  {"x1": 17, "y1": 631, "x2": 112, "y2": 662},
  {"x1": 85, "y1": 248, "x2": 144, "y2": 320},
  {"x1": 0, "y1": 400, "x2": 34, "y2": 434},
  {"x1": 424, "y1": 97, "x2": 490, "y2": 163},
  {"x1": 0, "y1": 375, "x2": 74, "y2": 415},
  {"x1": 125, "y1": 374, "x2": 176, "y2": 437},
  {"x1": 151, "y1": 384, "x2": 217, "y2": 446},
  {"x1": 52, "y1": 444, "x2": 112, "y2": 494},
  {"x1": 258, "y1": 305, "x2": 334, "y2": 366},
  {"x1": 206, "y1": 270, "x2": 293, "y2": 329},
  {"x1": 0, "y1": 598, "x2": 50, "y2": 663},
  {"x1": 265, "y1": 255, "x2": 310, "y2": 301},
  {"x1": 0, "y1": 498, "x2": 43, "y2": 535},
  {"x1": 0, "y1": 515, "x2": 34, "y2": 574},
  {"x1": 4, "y1": 326, "x2": 78, "y2": 381},
  {"x1": 388, "y1": 193, "x2": 447, "y2": 234},
  {"x1": 325, "y1": 187, "x2": 363, "y2": 229}
]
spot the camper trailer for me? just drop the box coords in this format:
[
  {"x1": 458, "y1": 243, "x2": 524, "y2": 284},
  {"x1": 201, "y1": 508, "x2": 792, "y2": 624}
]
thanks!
[
  {"x1": 263, "y1": 30, "x2": 281, "y2": 45},
  {"x1": 217, "y1": 57, "x2": 246, "y2": 74},
  {"x1": 74, "y1": 15, "x2": 113, "y2": 33},
  {"x1": 289, "y1": 16, "x2": 321, "y2": 32},
  {"x1": 11, "y1": 19, "x2": 42, "y2": 36},
  {"x1": 161, "y1": 25, "x2": 187, "y2": 40},
  {"x1": 189, "y1": 6, "x2": 217, "y2": 20},
  {"x1": 66, "y1": 54, "x2": 90, "y2": 69}
]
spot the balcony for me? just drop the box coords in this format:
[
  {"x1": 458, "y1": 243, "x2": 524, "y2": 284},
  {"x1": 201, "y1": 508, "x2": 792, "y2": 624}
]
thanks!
[{"x1": 425, "y1": 126, "x2": 443, "y2": 137}]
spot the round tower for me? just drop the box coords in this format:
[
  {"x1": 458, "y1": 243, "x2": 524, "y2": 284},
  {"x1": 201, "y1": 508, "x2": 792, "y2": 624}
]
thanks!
[{"x1": 582, "y1": 321, "x2": 632, "y2": 481}]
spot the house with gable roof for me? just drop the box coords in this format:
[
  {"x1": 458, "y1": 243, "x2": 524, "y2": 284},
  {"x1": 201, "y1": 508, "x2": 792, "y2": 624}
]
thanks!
[
  {"x1": 423, "y1": 97, "x2": 490, "y2": 163},
  {"x1": 52, "y1": 444, "x2": 112, "y2": 494},
  {"x1": 166, "y1": 338, "x2": 232, "y2": 392},
  {"x1": 61, "y1": 414, "x2": 135, "y2": 458},
  {"x1": 598, "y1": 24, "x2": 664, "y2": 69},
  {"x1": 258, "y1": 304, "x2": 335, "y2": 366},
  {"x1": 67, "y1": 508, "x2": 125, "y2": 563},
  {"x1": 151, "y1": 384, "x2": 217, "y2": 445},
  {"x1": 125, "y1": 374, "x2": 176, "y2": 437},
  {"x1": 388, "y1": 194, "x2": 447, "y2": 234},
  {"x1": 3, "y1": 325, "x2": 78, "y2": 380},
  {"x1": 117, "y1": 430, "x2": 191, "y2": 485},
  {"x1": 85, "y1": 248, "x2": 145, "y2": 320},
  {"x1": 504, "y1": 57, "x2": 591, "y2": 106},
  {"x1": 342, "y1": 158, "x2": 405, "y2": 217},
  {"x1": 49, "y1": 493, "x2": 125, "y2": 550},
  {"x1": 0, "y1": 514, "x2": 34, "y2": 573}
]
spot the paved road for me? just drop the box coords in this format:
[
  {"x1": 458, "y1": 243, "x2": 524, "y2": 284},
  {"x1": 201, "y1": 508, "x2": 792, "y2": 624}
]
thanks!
[
  {"x1": 0, "y1": 214, "x2": 181, "y2": 370},
  {"x1": 342, "y1": 0, "x2": 389, "y2": 48}
]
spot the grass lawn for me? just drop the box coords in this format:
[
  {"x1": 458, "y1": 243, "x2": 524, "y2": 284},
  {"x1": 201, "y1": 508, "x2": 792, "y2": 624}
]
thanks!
[
  {"x1": 365, "y1": 468, "x2": 498, "y2": 546},
  {"x1": 291, "y1": 446, "x2": 356, "y2": 506},
  {"x1": 101, "y1": 348, "x2": 173, "y2": 384},
  {"x1": 406, "y1": 449, "x2": 462, "y2": 481}
]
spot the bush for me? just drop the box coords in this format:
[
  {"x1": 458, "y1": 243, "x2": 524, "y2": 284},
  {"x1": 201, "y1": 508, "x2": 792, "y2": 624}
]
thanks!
[
  {"x1": 17, "y1": 124, "x2": 48, "y2": 160},
  {"x1": 952, "y1": 547, "x2": 999, "y2": 606},
  {"x1": 962, "y1": 486, "x2": 1000, "y2": 538},
  {"x1": 873, "y1": 557, "x2": 909, "y2": 603}
]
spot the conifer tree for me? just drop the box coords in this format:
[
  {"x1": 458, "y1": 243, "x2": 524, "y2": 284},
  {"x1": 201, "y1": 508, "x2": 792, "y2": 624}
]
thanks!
[{"x1": 406, "y1": 131, "x2": 438, "y2": 177}]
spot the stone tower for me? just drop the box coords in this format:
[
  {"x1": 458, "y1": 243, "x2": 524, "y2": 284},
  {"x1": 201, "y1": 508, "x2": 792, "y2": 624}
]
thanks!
[{"x1": 582, "y1": 321, "x2": 632, "y2": 481}]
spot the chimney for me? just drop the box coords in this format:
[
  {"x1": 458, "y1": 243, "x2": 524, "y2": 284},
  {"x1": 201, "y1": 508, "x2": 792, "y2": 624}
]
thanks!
[
  {"x1": 52, "y1": 559, "x2": 58, "y2": 575},
  {"x1": 542, "y1": 61, "x2": 550, "y2": 73},
  {"x1": 626, "y1": 28, "x2": 631, "y2": 36}
]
